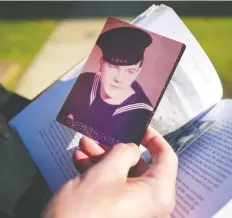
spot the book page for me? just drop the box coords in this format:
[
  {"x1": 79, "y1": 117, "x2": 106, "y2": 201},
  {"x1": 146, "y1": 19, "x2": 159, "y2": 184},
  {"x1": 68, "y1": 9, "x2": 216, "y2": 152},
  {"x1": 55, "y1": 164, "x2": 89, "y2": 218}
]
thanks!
[
  {"x1": 9, "y1": 62, "x2": 85, "y2": 192},
  {"x1": 135, "y1": 5, "x2": 223, "y2": 135},
  {"x1": 171, "y1": 99, "x2": 232, "y2": 218}
]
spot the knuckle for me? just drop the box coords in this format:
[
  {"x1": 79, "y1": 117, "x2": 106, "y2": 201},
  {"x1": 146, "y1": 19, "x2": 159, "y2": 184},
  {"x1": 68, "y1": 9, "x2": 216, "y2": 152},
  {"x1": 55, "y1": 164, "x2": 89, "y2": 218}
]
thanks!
[
  {"x1": 142, "y1": 182, "x2": 176, "y2": 216},
  {"x1": 114, "y1": 142, "x2": 138, "y2": 153},
  {"x1": 145, "y1": 192, "x2": 175, "y2": 217},
  {"x1": 114, "y1": 143, "x2": 128, "y2": 152},
  {"x1": 158, "y1": 196, "x2": 176, "y2": 215},
  {"x1": 111, "y1": 143, "x2": 141, "y2": 164}
]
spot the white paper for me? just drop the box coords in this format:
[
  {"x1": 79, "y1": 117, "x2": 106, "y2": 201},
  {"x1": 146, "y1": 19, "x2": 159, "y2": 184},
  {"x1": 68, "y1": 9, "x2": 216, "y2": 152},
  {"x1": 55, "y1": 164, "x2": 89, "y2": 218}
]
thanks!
[
  {"x1": 136, "y1": 5, "x2": 223, "y2": 135},
  {"x1": 172, "y1": 100, "x2": 232, "y2": 218}
]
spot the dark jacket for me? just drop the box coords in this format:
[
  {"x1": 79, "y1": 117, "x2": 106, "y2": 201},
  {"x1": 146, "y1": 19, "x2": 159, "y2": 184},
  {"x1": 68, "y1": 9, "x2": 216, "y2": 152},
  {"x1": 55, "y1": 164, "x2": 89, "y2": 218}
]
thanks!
[{"x1": 57, "y1": 72, "x2": 154, "y2": 147}]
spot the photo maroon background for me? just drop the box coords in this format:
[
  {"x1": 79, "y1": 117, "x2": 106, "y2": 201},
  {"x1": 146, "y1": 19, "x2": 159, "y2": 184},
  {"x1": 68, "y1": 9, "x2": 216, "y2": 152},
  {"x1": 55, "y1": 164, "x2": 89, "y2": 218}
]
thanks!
[{"x1": 81, "y1": 17, "x2": 184, "y2": 107}]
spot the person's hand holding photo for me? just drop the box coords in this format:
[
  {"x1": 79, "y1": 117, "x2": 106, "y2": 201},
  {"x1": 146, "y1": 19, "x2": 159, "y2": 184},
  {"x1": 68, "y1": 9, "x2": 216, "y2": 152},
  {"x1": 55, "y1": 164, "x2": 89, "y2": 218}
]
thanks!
[{"x1": 42, "y1": 127, "x2": 178, "y2": 218}]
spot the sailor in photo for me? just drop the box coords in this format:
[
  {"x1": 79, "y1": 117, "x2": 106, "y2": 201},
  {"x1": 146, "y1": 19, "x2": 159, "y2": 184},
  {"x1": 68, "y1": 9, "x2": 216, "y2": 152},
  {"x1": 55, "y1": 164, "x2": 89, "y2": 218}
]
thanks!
[{"x1": 57, "y1": 26, "x2": 154, "y2": 147}]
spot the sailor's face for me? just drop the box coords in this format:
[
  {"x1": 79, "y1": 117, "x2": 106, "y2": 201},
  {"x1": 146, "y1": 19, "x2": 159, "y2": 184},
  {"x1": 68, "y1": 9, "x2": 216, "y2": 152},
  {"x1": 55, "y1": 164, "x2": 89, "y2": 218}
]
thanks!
[{"x1": 100, "y1": 59, "x2": 142, "y2": 98}]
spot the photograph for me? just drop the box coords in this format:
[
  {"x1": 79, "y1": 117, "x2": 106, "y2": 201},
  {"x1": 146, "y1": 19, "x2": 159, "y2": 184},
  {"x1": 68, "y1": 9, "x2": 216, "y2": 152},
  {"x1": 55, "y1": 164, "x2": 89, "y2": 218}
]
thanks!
[
  {"x1": 57, "y1": 17, "x2": 185, "y2": 147},
  {"x1": 168, "y1": 120, "x2": 216, "y2": 155}
]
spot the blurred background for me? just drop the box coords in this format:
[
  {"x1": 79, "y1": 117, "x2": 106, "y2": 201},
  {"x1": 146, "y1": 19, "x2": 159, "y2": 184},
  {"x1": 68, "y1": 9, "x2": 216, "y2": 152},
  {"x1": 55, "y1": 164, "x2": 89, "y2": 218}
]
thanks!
[{"x1": 0, "y1": 1, "x2": 232, "y2": 100}]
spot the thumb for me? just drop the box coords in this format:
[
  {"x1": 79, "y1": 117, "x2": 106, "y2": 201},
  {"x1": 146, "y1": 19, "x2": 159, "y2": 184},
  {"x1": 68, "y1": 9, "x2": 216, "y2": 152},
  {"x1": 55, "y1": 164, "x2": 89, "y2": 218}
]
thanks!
[
  {"x1": 142, "y1": 127, "x2": 178, "y2": 183},
  {"x1": 95, "y1": 143, "x2": 141, "y2": 181}
]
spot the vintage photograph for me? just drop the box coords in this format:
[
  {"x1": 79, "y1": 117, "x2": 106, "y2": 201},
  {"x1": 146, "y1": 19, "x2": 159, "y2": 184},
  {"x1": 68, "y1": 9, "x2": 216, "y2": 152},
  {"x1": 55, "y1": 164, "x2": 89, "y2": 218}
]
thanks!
[{"x1": 57, "y1": 17, "x2": 185, "y2": 147}]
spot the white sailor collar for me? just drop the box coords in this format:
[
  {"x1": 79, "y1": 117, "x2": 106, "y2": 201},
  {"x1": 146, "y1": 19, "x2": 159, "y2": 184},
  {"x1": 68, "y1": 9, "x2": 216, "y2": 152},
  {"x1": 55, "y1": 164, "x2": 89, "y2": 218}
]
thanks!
[{"x1": 90, "y1": 72, "x2": 153, "y2": 116}]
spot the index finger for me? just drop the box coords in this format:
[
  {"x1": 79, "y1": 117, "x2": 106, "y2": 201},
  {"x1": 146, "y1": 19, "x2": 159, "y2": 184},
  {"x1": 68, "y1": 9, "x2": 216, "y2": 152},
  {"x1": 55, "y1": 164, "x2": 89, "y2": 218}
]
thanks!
[{"x1": 141, "y1": 127, "x2": 178, "y2": 182}]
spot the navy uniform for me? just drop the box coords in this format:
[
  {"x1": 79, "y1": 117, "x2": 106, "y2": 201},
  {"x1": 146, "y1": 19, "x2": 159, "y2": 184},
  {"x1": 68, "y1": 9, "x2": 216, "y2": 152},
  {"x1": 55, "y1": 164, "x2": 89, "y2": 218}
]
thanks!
[{"x1": 57, "y1": 27, "x2": 154, "y2": 147}]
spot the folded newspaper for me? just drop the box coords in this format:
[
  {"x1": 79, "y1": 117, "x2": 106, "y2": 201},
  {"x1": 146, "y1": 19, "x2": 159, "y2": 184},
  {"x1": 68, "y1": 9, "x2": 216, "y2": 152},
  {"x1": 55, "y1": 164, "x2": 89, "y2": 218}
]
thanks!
[{"x1": 9, "y1": 4, "x2": 232, "y2": 218}]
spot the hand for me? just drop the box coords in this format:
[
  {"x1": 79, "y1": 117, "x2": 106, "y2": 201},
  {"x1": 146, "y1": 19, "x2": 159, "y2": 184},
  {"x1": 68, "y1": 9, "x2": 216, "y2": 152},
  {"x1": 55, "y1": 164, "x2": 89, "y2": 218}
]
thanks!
[{"x1": 42, "y1": 127, "x2": 178, "y2": 218}]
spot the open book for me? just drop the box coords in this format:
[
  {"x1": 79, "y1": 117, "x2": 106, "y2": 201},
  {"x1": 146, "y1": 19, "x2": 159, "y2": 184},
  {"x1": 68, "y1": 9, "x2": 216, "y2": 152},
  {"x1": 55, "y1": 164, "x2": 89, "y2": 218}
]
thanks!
[{"x1": 8, "y1": 4, "x2": 232, "y2": 218}]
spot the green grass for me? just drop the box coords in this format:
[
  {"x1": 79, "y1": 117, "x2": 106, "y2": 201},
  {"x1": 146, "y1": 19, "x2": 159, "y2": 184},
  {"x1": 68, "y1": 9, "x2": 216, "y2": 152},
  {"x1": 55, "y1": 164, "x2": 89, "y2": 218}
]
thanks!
[
  {"x1": 0, "y1": 17, "x2": 231, "y2": 97},
  {"x1": 0, "y1": 20, "x2": 57, "y2": 90},
  {"x1": 182, "y1": 17, "x2": 232, "y2": 98}
]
